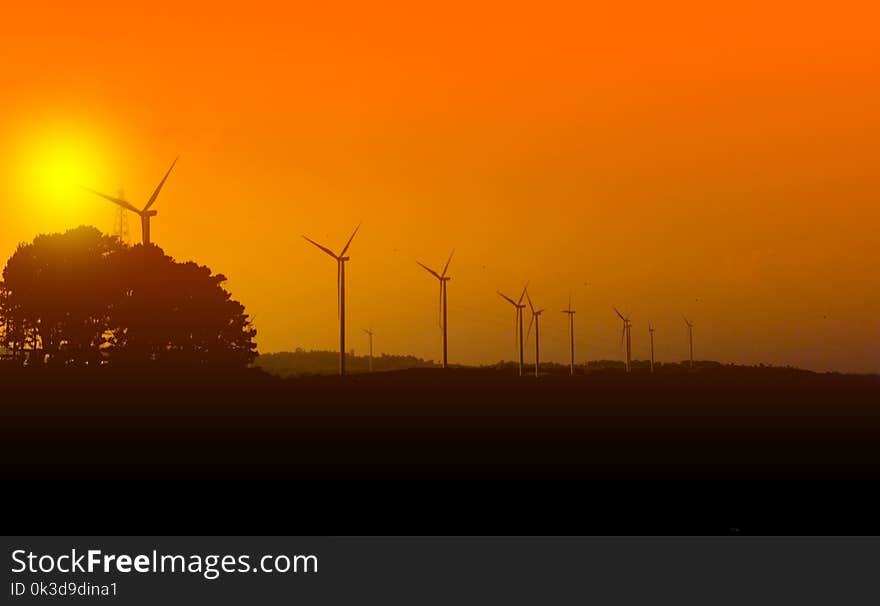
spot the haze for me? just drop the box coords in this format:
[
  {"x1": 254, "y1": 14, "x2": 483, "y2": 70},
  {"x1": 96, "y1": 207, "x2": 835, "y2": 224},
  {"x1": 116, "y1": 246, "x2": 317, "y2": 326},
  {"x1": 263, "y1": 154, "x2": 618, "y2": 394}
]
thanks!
[{"x1": 1, "y1": 1, "x2": 877, "y2": 373}]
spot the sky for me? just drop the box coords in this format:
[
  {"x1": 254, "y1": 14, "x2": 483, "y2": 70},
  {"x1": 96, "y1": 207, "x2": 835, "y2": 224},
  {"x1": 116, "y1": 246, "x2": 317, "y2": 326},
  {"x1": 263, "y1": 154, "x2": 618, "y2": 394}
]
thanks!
[{"x1": 0, "y1": 1, "x2": 877, "y2": 373}]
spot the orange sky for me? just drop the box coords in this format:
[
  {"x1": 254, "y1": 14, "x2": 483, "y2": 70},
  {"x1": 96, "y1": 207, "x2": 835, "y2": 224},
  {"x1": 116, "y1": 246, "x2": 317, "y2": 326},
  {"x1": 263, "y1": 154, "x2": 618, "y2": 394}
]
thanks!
[{"x1": 1, "y1": 1, "x2": 878, "y2": 372}]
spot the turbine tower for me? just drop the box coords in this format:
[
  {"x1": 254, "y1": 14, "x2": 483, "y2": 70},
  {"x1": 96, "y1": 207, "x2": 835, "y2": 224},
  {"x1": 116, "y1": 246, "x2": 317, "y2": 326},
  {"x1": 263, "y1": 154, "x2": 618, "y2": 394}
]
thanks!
[
  {"x1": 614, "y1": 307, "x2": 632, "y2": 373},
  {"x1": 683, "y1": 315, "x2": 694, "y2": 368},
  {"x1": 498, "y1": 283, "x2": 529, "y2": 376},
  {"x1": 302, "y1": 223, "x2": 361, "y2": 376},
  {"x1": 85, "y1": 157, "x2": 178, "y2": 245},
  {"x1": 525, "y1": 289, "x2": 545, "y2": 378},
  {"x1": 562, "y1": 295, "x2": 576, "y2": 376},
  {"x1": 363, "y1": 328, "x2": 374, "y2": 373},
  {"x1": 416, "y1": 249, "x2": 454, "y2": 369},
  {"x1": 648, "y1": 322, "x2": 655, "y2": 373}
]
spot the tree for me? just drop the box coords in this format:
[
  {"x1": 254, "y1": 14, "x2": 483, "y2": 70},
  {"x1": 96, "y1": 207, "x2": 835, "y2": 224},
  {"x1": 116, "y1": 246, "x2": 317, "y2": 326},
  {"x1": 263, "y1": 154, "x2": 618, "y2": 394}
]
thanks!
[
  {"x1": 0, "y1": 226, "x2": 257, "y2": 368},
  {"x1": 105, "y1": 244, "x2": 257, "y2": 367},
  {"x1": 0, "y1": 226, "x2": 124, "y2": 364}
]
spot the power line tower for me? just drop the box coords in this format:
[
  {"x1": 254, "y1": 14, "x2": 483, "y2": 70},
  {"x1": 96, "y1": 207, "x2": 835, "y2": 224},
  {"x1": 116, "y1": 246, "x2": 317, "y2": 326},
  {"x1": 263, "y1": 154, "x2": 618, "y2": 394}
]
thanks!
[{"x1": 112, "y1": 188, "x2": 130, "y2": 243}]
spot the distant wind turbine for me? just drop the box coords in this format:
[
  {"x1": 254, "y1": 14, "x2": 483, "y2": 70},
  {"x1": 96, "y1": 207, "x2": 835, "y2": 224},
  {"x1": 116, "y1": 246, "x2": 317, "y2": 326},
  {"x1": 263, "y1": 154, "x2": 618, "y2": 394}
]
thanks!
[
  {"x1": 683, "y1": 315, "x2": 694, "y2": 368},
  {"x1": 614, "y1": 307, "x2": 632, "y2": 373},
  {"x1": 84, "y1": 157, "x2": 178, "y2": 245},
  {"x1": 363, "y1": 328, "x2": 374, "y2": 373},
  {"x1": 416, "y1": 249, "x2": 454, "y2": 369},
  {"x1": 561, "y1": 294, "x2": 576, "y2": 376},
  {"x1": 648, "y1": 322, "x2": 655, "y2": 373},
  {"x1": 498, "y1": 283, "x2": 529, "y2": 376},
  {"x1": 302, "y1": 223, "x2": 361, "y2": 376},
  {"x1": 525, "y1": 289, "x2": 545, "y2": 378}
]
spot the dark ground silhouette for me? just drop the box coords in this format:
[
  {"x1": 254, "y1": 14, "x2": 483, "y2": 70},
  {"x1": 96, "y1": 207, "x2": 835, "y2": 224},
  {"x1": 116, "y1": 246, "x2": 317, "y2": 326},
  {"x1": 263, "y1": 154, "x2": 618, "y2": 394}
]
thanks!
[
  {"x1": 256, "y1": 349, "x2": 436, "y2": 376},
  {"x1": 1, "y1": 363, "x2": 878, "y2": 480}
]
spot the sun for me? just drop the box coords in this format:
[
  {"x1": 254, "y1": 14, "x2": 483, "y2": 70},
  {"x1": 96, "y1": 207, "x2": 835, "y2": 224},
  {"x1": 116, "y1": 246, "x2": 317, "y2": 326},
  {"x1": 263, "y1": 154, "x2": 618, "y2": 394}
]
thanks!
[
  {"x1": 13, "y1": 120, "x2": 109, "y2": 227},
  {"x1": 27, "y1": 137, "x2": 95, "y2": 202}
]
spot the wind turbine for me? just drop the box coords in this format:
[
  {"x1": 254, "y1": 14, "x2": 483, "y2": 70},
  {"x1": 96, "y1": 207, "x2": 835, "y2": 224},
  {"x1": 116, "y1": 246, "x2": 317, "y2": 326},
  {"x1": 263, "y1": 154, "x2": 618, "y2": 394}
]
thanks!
[
  {"x1": 363, "y1": 328, "x2": 374, "y2": 372},
  {"x1": 525, "y1": 289, "x2": 545, "y2": 378},
  {"x1": 498, "y1": 283, "x2": 529, "y2": 376},
  {"x1": 648, "y1": 322, "x2": 655, "y2": 373},
  {"x1": 84, "y1": 157, "x2": 178, "y2": 245},
  {"x1": 416, "y1": 249, "x2": 454, "y2": 369},
  {"x1": 302, "y1": 223, "x2": 361, "y2": 376},
  {"x1": 614, "y1": 307, "x2": 632, "y2": 373},
  {"x1": 561, "y1": 294, "x2": 576, "y2": 376},
  {"x1": 683, "y1": 315, "x2": 694, "y2": 368}
]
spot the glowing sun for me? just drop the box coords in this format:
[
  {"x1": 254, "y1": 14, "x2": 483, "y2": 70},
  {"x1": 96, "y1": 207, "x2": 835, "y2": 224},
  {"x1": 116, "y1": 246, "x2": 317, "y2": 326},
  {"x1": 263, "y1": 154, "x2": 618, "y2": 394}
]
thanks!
[{"x1": 13, "y1": 119, "x2": 111, "y2": 227}]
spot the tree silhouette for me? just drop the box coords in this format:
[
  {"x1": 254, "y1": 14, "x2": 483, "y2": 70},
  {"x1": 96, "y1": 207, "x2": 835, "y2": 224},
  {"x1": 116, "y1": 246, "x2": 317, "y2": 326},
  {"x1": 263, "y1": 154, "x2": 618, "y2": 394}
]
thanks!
[
  {"x1": 105, "y1": 244, "x2": 257, "y2": 367},
  {"x1": 0, "y1": 226, "x2": 124, "y2": 364},
  {"x1": 0, "y1": 226, "x2": 256, "y2": 368}
]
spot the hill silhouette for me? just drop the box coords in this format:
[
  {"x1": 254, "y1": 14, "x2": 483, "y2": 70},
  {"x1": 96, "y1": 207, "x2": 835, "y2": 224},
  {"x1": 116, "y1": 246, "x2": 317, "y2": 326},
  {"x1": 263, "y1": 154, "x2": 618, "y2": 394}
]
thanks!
[{"x1": 1, "y1": 362, "x2": 877, "y2": 480}]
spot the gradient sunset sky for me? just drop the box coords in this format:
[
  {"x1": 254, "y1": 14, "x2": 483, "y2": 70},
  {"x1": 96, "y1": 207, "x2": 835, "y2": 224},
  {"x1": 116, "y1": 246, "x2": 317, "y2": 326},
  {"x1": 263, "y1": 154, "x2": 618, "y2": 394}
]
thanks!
[{"x1": 1, "y1": 1, "x2": 877, "y2": 372}]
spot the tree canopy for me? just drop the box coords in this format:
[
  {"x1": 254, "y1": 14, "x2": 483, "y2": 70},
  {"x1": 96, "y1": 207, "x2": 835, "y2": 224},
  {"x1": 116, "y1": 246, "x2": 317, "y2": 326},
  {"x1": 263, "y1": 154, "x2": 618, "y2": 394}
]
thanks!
[{"x1": 0, "y1": 226, "x2": 257, "y2": 368}]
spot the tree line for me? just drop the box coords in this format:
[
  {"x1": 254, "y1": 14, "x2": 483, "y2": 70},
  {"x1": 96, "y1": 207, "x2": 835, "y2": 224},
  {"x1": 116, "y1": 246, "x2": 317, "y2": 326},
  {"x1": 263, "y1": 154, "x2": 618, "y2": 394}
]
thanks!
[
  {"x1": 0, "y1": 226, "x2": 256, "y2": 368},
  {"x1": 256, "y1": 349, "x2": 436, "y2": 376}
]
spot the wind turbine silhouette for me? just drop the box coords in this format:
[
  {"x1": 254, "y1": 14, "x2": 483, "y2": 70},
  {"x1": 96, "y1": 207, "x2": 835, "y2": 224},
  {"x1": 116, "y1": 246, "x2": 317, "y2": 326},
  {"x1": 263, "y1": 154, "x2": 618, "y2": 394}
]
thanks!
[
  {"x1": 498, "y1": 283, "x2": 529, "y2": 376},
  {"x1": 683, "y1": 315, "x2": 694, "y2": 368},
  {"x1": 302, "y1": 223, "x2": 361, "y2": 376},
  {"x1": 525, "y1": 289, "x2": 544, "y2": 378},
  {"x1": 562, "y1": 295, "x2": 576, "y2": 376},
  {"x1": 648, "y1": 322, "x2": 655, "y2": 373},
  {"x1": 614, "y1": 307, "x2": 632, "y2": 373},
  {"x1": 84, "y1": 157, "x2": 178, "y2": 245},
  {"x1": 363, "y1": 327, "x2": 374, "y2": 373},
  {"x1": 416, "y1": 249, "x2": 454, "y2": 369}
]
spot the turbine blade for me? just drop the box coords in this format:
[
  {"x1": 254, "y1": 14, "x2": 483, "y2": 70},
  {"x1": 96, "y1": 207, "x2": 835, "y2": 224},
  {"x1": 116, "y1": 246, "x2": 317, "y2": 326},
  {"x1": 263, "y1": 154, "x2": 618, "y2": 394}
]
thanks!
[
  {"x1": 302, "y1": 236, "x2": 339, "y2": 259},
  {"x1": 614, "y1": 307, "x2": 625, "y2": 320},
  {"x1": 498, "y1": 292, "x2": 517, "y2": 306},
  {"x1": 417, "y1": 261, "x2": 442, "y2": 280},
  {"x1": 340, "y1": 222, "x2": 361, "y2": 256},
  {"x1": 142, "y1": 156, "x2": 178, "y2": 211},
  {"x1": 518, "y1": 281, "x2": 530, "y2": 304},
  {"x1": 441, "y1": 249, "x2": 455, "y2": 277},
  {"x1": 525, "y1": 312, "x2": 535, "y2": 345},
  {"x1": 526, "y1": 289, "x2": 535, "y2": 314},
  {"x1": 82, "y1": 187, "x2": 141, "y2": 213}
]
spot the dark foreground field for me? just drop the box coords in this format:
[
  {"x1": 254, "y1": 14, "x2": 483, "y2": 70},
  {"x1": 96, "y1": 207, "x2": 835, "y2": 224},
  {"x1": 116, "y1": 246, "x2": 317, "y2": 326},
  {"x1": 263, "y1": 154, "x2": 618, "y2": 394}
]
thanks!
[{"x1": 1, "y1": 364, "x2": 878, "y2": 480}]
